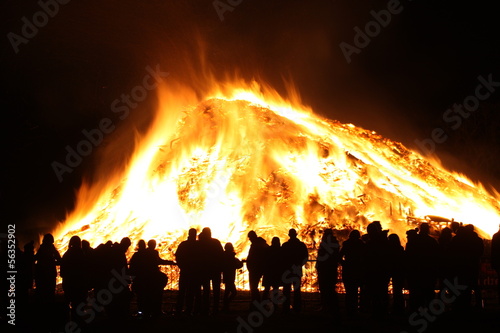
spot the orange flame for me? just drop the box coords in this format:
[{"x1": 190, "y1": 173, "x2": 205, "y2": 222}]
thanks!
[{"x1": 53, "y1": 79, "x2": 500, "y2": 261}]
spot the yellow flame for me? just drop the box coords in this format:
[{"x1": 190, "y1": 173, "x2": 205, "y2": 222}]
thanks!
[{"x1": 53, "y1": 79, "x2": 500, "y2": 262}]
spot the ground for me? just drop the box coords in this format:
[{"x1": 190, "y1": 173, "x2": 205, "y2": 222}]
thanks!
[{"x1": 5, "y1": 290, "x2": 500, "y2": 333}]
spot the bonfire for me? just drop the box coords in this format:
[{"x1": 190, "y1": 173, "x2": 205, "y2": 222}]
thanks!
[{"x1": 52, "y1": 80, "x2": 500, "y2": 269}]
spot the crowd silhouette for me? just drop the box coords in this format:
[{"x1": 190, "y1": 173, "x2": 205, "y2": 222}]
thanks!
[{"x1": 3, "y1": 221, "x2": 500, "y2": 331}]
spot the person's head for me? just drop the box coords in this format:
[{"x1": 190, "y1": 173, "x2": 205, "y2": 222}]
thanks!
[
  {"x1": 42, "y1": 233, "x2": 54, "y2": 245},
  {"x1": 464, "y1": 224, "x2": 475, "y2": 234},
  {"x1": 271, "y1": 237, "x2": 281, "y2": 247},
  {"x1": 68, "y1": 236, "x2": 81, "y2": 250},
  {"x1": 24, "y1": 240, "x2": 34, "y2": 252},
  {"x1": 367, "y1": 221, "x2": 382, "y2": 236},
  {"x1": 188, "y1": 228, "x2": 197, "y2": 240},
  {"x1": 224, "y1": 242, "x2": 234, "y2": 252},
  {"x1": 199, "y1": 227, "x2": 212, "y2": 241},
  {"x1": 137, "y1": 239, "x2": 146, "y2": 251},
  {"x1": 202, "y1": 227, "x2": 212, "y2": 237},
  {"x1": 248, "y1": 230, "x2": 257, "y2": 242},
  {"x1": 388, "y1": 233, "x2": 400, "y2": 245},
  {"x1": 288, "y1": 228, "x2": 297, "y2": 239},
  {"x1": 406, "y1": 228, "x2": 418, "y2": 241},
  {"x1": 147, "y1": 239, "x2": 156, "y2": 249},
  {"x1": 120, "y1": 237, "x2": 131, "y2": 250},
  {"x1": 321, "y1": 229, "x2": 334, "y2": 243},
  {"x1": 82, "y1": 240, "x2": 90, "y2": 250},
  {"x1": 419, "y1": 223, "x2": 430, "y2": 235},
  {"x1": 451, "y1": 221, "x2": 460, "y2": 233},
  {"x1": 349, "y1": 229, "x2": 361, "y2": 239},
  {"x1": 440, "y1": 227, "x2": 452, "y2": 239}
]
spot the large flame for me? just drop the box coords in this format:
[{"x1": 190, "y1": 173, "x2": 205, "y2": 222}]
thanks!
[{"x1": 53, "y1": 79, "x2": 500, "y2": 261}]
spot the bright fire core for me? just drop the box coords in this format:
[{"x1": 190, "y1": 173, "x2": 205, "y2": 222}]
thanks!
[{"x1": 53, "y1": 81, "x2": 500, "y2": 260}]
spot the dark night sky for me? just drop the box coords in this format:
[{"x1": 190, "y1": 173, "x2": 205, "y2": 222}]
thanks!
[{"x1": 1, "y1": 0, "x2": 499, "y2": 243}]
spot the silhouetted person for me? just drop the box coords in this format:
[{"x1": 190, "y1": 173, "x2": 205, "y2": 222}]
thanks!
[
  {"x1": 175, "y1": 228, "x2": 200, "y2": 315},
  {"x1": 60, "y1": 236, "x2": 89, "y2": 322},
  {"x1": 92, "y1": 240, "x2": 114, "y2": 313},
  {"x1": 450, "y1": 221, "x2": 461, "y2": 234},
  {"x1": 34, "y1": 233, "x2": 61, "y2": 304},
  {"x1": 438, "y1": 227, "x2": 453, "y2": 250},
  {"x1": 80, "y1": 240, "x2": 95, "y2": 299},
  {"x1": 449, "y1": 224, "x2": 484, "y2": 311},
  {"x1": 197, "y1": 227, "x2": 224, "y2": 315},
  {"x1": 15, "y1": 239, "x2": 34, "y2": 324},
  {"x1": 466, "y1": 225, "x2": 484, "y2": 309},
  {"x1": 222, "y1": 242, "x2": 243, "y2": 312},
  {"x1": 404, "y1": 228, "x2": 417, "y2": 310},
  {"x1": 405, "y1": 228, "x2": 418, "y2": 244},
  {"x1": 281, "y1": 228, "x2": 308, "y2": 314},
  {"x1": 405, "y1": 223, "x2": 439, "y2": 312},
  {"x1": 106, "y1": 237, "x2": 132, "y2": 319},
  {"x1": 246, "y1": 230, "x2": 269, "y2": 307},
  {"x1": 387, "y1": 233, "x2": 405, "y2": 315},
  {"x1": 437, "y1": 227, "x2": 454, "y2": 293},
  {"x1": 262, "y1": 237, "x2": 284, "y2": 302},
  {"x1": 142, "y1": 239, "x2": 172, "y2": 316},
  {"x1": 315, "y1": 229, "x2": 340, "y2": 315},
  {"x1": 81, "y1": 240, "x2": 93, "y2": 258},
  {"x1": 340, "y1": 229, "x2": 365, "y2": 316},
  {"x1": 20, "y1": 240, "x2": 35, "y2": 296},
  {"x1": 492, "y1": 224, "x2": 500, "y2": 305},
  {"x1": 129, "y1": 240, "x2": 148, "y2": 316},
  {"x1": 129, "y1": 240, "x2": 147, "y2": 274},
  {"x1": 364, "y1": 221, "x2": 390, "y2": 317}
]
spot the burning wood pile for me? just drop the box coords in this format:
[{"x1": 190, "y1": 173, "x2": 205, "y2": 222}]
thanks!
[{"x1": 52, "y1": 82, "x2": 500, "y2": 290}]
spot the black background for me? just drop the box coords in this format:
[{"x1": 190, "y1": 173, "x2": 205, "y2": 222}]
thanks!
[{"x1": 1, "y1": 0, "x2": 499, "y2": 243}]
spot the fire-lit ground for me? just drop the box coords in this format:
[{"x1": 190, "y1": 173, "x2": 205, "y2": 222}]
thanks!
[
  {"x1": 52, "y1": 81, "x2": 500, "y2": 272},
  {"x1": 18, "y1": 288, "x2": 500, "y2": 333}
]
